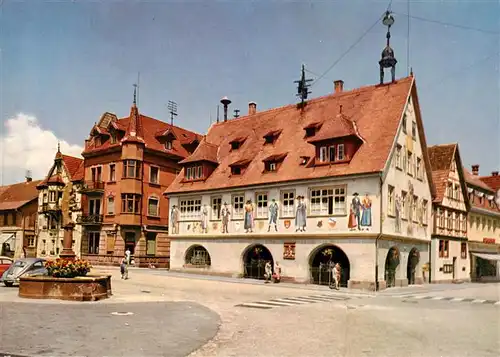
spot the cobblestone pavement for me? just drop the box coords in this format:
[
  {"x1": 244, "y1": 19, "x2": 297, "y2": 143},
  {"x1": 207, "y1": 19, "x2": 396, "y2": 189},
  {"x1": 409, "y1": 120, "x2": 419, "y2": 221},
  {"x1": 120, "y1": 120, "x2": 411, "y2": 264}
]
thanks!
[{"x1": 1, "y1": 268, "x2": 499, "y2": 357}]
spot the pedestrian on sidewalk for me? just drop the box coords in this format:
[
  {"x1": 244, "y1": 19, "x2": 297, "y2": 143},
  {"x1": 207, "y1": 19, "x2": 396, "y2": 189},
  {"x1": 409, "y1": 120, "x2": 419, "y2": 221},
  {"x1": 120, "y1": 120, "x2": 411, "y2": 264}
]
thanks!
[
  {"x1": 264, "y1": 261, "x2": 272, "y2": 283},
  {"x1": 334, "y1": 263, "x2": 341, "y2": 290},
  {"x1": 120, "y1": 257, "x2": 128, "y2": 280},
  {"x1": 273, "y1": 261, "x2": 281, "y2": 283}
]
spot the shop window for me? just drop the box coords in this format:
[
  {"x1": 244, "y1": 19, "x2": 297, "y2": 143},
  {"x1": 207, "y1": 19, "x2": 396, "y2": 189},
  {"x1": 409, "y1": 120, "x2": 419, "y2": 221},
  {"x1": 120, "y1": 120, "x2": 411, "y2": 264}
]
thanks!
[
  {"x1": 461, "y1": 242, "x2": 467, "y2": 259},
  {"x1": 439, "y1": 240, "x2": 449, "y2": 258}
]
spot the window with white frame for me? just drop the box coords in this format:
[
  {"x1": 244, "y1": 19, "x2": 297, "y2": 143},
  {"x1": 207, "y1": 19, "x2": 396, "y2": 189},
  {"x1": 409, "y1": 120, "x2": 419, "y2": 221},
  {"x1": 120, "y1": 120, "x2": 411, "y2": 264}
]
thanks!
[
  {"x1": 88, "y1": 232, "x2": 100, "y2": 255},
  {"x1": 310, "y1": 187, "x2": 346, "y2": 215},
  {"x1": 109, "y1": 163, "x2": 116, "y2": 182},
  {"x1": 402, "y1": 114, "x2": 407, "y2": 134},
  {"x1": 107, "y1": 196, "x2": 115, "y2": 215},
  {"x1": 402, "y1": 147, "x2": 407, "y2": 172},
  {"x1": 281, "y1": 190, "x2": 295, "y2": 217},
  {"x1": 416, "y1": 157, "x2": 422, "y2": 179},
  {"x1": 407, "y1": 151, "x2": 414, "y2": 176},
  {"x1": 255, "y1": 192, "x2": 268, "y2": 218},
  {"x1": 337, "y1": 144, "x2": 345, "y2": 160},
  {"x1": 186, "y1": 165, "x2": 203, "y2": 180},
  {"x1": 232, "y1": 194, "x2": 244, "y2": 219},
  {"x1": 412, "y1": 195, "x2": 418, "y2": 222},
  {"x1": 395, "y1": 145, "x2": 402, "y2": 169},
  {"x1": 49, "y1": 191, "x2": 57, "y2": 202},
  {"x1": 388, "y1": 185, "x2": 395, "y2": 215},
  {"x1": 319, "y1": 147, "x2": 327, "y2": 162},
  {"x1": 412, "y1": 121, "x2": 416, "y2": 139},
  {"x1": 179, "y1": 198, "x2": 202, "y2": 220},
  {"x1": 148, "y1": 197, "x2": 159, "y2": 216},
  {"x1": 211, "y1": 197, "x2": 222, "y2": 220},
  {"x1": 422, "y1": 199, "x2": 428, "y2": 225}
]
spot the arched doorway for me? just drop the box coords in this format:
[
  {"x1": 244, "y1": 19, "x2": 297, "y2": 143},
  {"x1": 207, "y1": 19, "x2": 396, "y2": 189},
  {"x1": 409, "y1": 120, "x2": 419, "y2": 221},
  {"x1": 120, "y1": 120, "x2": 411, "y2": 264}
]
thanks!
[
  {"x1": 184, "y1": 245, "x2": 211, "y2": 267},
  {"x1": 385, "y1": 247, "x2": 400, "y2": 288},
  {"x1": 243, "y1": 244, "x2": 273, "y2": 280},
  {"x1": 309, "y1": 245, "x2": 350, "y2": 287},
  {"x1": 407, "y1": 248, "x2": 420, "y2": 285}
]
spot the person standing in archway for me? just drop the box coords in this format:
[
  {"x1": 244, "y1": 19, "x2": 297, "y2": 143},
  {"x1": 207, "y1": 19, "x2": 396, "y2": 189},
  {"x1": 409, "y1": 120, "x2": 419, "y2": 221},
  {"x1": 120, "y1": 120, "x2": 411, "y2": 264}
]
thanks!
[
  {"x1": 264, "y1": 260, "x2": 272, "y2": 283},
  {"x1": 335, "y1": 263, "x2": 341, "y2": 289}
]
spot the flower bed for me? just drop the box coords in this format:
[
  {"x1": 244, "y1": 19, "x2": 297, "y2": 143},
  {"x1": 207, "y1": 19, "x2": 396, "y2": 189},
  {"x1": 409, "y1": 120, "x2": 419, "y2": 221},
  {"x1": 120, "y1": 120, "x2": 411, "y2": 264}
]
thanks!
[{"x1": 45, "y1": 258, "x2": 92, "y2": 278}]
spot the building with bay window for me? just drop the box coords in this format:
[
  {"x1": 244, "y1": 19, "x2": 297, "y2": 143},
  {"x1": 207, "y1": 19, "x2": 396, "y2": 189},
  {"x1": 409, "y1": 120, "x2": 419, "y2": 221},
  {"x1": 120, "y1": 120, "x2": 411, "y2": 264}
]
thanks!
[
  {"x1": 79, "y1": 95, "x2": 201, "y2": 267},
  {"x1": 165, "y1": 71, "x2": 435, "y2": 290},
  {"x1": 36, "y1": 148, "x2": 84, "y2": 258}
]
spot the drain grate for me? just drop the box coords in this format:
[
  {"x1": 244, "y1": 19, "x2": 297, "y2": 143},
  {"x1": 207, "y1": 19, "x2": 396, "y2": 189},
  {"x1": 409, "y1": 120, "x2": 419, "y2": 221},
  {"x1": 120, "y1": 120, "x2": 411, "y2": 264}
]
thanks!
[{"x1": 111, "y1": 312, "x2": 134, "y2": 316}]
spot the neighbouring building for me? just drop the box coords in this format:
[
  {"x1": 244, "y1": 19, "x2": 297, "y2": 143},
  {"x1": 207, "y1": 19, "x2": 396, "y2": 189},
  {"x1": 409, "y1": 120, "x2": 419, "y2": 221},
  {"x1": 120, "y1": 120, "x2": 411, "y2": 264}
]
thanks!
[
  {"x1": 427, "y1": 143, "x2": 470, "y2": 283},
  {"x1": 0, "y1": 175, "x2": 41, "y2": 259},
  {"x1": 165, "y1": 59, "x2": 436, "y2": 290},
  {"x1": 36, "y1": 147, "x2": 84, "y2": 259},
  {"x1": 464, "y1": 165, "x2": 500, "y2": 281},
  {"x1": 79, "y1": 94, "x2": 201, "y2": 268}
]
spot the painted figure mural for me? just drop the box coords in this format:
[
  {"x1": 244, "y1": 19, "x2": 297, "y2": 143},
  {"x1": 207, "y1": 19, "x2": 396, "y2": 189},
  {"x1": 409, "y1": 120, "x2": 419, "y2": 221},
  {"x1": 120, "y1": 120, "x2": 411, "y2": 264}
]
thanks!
[
  {"x1": 220, "y1": 202, "x2": 231, "y2": 233},
  {"x1": 295, "y1": 195, "x2": 307, "y2": 232},
  {"x1": 200, "y1": 204, "x2": 209, "y2": 233},
  {"x1": 395, "y1": 194, "x2": 402, "y2": 233},
  {"x1": 268, "y1": 199, "x2": 279, "y2": 232},
  {"x1": 350, "y1": 192, "x2": 362, "y2": 230},
  {"x1": 171, "y1": 205, "x2": 180, "y2": 234},
  {"x1": 244, "y1": 200, "x2": 255, "y2": 233},
  {"x1": 360, "y1": 193, "x2": 372, "y2": 230}
]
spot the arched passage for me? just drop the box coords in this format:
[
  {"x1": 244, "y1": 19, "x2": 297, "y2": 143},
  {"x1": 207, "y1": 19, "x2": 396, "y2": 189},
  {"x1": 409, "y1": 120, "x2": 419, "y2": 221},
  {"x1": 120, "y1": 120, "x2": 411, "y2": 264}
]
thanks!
[
  {"x1": 407, "y1": 248, "x2": 420, "y2": 285},
  {"x1": 309, "y1": 245, "x2": 350, "y2": 287},
  {"x1": 385, "y1": 246, "x2": 400, "y2": 288},
  {"x1": 185, "y1": 245, "x2": 211, "y2": 267},
  {"x1": 242, "y1": 244, "x2": 274, "y2": 280}
]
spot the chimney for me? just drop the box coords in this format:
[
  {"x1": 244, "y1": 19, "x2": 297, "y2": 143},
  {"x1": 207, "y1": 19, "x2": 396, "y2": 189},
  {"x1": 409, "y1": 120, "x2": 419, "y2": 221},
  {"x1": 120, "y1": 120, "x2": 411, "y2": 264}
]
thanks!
[
  {"x1": 248, "y1": 101, "x2": 257, "y2": 115},
  {"x1": 471, "y1": 164, "x2": 479, "y2": 176},
  {"x1": 25, "y1": 170, "x2": 32, "y2": 182},
  {"x1": 492, "y1": 171, "x2": 499, "y2": 176},
  {"x1": 334, "y1": 80, "x2": 344, "y2": 94},
  {"x1": 220, "y1": 96, "x2": 231, "y2": 122}
]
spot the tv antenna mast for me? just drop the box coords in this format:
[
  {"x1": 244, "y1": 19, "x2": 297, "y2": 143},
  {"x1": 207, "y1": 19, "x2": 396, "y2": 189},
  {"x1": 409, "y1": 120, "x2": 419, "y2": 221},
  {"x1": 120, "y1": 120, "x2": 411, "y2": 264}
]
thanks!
[
  {"x1": 167, "y1": 100, "x2": 178, "y2": 126},
  {"x1": 294, "y1": 64, "x2": 313, "y2": 106}
]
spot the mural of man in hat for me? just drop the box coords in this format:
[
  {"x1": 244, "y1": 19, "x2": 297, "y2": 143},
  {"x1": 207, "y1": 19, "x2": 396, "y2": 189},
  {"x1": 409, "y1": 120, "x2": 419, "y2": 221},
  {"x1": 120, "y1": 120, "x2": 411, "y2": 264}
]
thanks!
[
  {"x1": 351, "y1": 192, "x2": 362, "y2": 230},
  {"x1": 268, "y1": 198, "x2": 279, "y2": 232},
  {"x1": 295, "y1": 195, "x2": 307, "y2": 232}
]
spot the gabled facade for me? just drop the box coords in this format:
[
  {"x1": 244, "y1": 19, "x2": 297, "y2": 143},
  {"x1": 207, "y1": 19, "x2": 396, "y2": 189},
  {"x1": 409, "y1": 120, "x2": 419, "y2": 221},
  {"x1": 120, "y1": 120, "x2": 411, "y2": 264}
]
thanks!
[
  {"x1": 36, "y1": 148, "x2": 84, "y2": 258},
  {"x1": 427, "y1": 144, "x2": 470, "y2": 283},
  {"x1": 464, "y1": 165, "x2": 500, "y2": 281},
  {"x1": 165, "y1": 75, "x2": 434, "y2": 290},
  {"x1": 79, "y1": 98, "x2": 201, "y2": 268},
  {"x1": 0, "y1": 176, "x2": 41, "y2": 259}
]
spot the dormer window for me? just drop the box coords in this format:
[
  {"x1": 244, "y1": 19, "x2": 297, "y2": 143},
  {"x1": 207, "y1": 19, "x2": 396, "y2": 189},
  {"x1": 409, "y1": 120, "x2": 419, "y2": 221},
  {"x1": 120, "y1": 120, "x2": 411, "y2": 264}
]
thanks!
[
  {"x1": 229, "y1": 159, "x2": 251, "y2": 176},
  {"x1": 229, "y1": 137, "x2": 246, "y2": 151},
  {"x1": 263, "y1": 130, "x2": 282, "y2": 145},
  {"x1": 300, "y1": 156, "x2": 310, "y2": 165},
  {"x1": 185, "y1": 165, "x2": 203, "y2": 180},
  {"x1": 262, "y1": 153, "x2": 287, "y2": 173},
  {"x1": 303, "y1": 122, "x2": 322, "y2": 138},
  {"x1": 165, "y1": 140, "x2": 173, "y2": 150}
]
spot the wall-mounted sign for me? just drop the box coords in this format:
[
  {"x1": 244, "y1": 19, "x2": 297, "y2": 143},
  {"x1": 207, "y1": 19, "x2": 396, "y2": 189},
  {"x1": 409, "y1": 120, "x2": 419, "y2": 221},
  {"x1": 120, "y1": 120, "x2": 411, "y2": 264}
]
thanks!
[
  {"x1": 283, "y1": 242, "x2": 296, "y2": 260},
  {"x1": 483, "y1": 238, "x2": 496, "y2": 244}
]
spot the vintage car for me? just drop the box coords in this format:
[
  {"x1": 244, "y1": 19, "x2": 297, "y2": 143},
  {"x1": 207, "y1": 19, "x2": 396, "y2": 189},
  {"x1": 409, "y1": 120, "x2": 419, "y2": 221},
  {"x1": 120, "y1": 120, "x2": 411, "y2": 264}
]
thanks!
[
  {"x1": 0, "y1": 256, "x2": 13, "y2": 277},
  {"x1": 1, "y1": 258, "x2": 47, "y2": 287}
]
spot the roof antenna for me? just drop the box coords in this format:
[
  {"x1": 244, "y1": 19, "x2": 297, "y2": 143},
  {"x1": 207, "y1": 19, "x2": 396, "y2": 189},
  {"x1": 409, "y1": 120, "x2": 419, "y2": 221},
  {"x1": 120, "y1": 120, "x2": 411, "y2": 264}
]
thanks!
[
  {"x1": 217, "y1": 105, "x2": 220, "y2": 123},
  {"x1": 57, "y1": 141, "x2": 61, "y2": 153},
  {"x1": 233, "y1": 109, "x2": 240, "y2": 118},
  {"x1": 167, "y1": 100, "x2": 178, "y2": 126},
  {"x1": 294, "y1": 64, "x2": 313, "y2": 107},
  {"x1": 133, "y1": 84, "x2": 137, "y2": 105}
]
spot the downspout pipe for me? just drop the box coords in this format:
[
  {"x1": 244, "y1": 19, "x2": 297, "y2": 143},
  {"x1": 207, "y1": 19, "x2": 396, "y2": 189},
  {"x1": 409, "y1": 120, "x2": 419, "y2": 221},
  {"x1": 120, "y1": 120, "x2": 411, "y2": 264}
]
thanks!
[{"x1": 375, "y1": 173, "x2": 384, "y2": 291}]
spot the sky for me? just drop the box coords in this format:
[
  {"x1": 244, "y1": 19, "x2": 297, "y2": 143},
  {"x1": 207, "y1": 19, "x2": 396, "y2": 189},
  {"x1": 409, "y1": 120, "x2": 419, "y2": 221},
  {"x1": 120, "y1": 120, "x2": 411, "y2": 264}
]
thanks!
[{"x1": 0, "y1": 0, "x2": 498, "y2": 184}]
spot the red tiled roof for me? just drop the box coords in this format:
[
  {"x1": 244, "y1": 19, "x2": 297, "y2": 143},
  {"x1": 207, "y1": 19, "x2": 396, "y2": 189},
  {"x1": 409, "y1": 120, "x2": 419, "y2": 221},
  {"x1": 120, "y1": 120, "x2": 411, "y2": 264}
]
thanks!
[
  {"x1": 308, "y1": 113, "x2": 357, "y2": 143},
  {"x1": 463, "y1": 168, "x2": 494, "y2": 192},
  {"x1": 83, "y1": 106, "x2": 202, "y2": 159},
  {"x1": 62, "y1": 155, "x2": 84, "y2": 181},
  {"x1": 0, "y1": 179, "x2": 42, "y2": 211},
  {"x1": 166, "y1": 76, "x2": 429, "y2": 194},
  {"x1": 263, "y1": 153, "x2": 288, "y2": 162},
  {"x1": 427, "y1": 144, "x2": 456, "y2": 202},
  {"x1": 480, "y1": 175, "x2": 500, "y2": 192},
  {"x1": 179, "y1": 139, "x2": 218, "y2": 164}
]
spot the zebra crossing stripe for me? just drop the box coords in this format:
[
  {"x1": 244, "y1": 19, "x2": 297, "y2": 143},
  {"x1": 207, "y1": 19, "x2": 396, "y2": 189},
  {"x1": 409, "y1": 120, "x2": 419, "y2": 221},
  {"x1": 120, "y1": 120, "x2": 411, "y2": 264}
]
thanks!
[
  {"x1": 302, "y1": 296, "x2": 337, "y2": 302},
  {"x1": 414, "y1": 295, "x2": 428, "y2": 299},
  {"x1": 236, "y1": 303, "x2": 273, "y2": 309},
  {"x1": 315, "y1": 294, "x2": 350, "y2": 300},
  {"x1": 272, "y1": 298, "x2": 310, "y2": 304},
  {"x1": 451, "y1": 298, "x2": 464, "y2": 302},
  {"x1": 494, "y1": 301, "x2": 500, "y2": 306},
  {"x1": 432, "y1": 296, "x2": 445, "y2": 300},
  {"x1": 282, "y1": 296, "x2": 323, "y2": 303},
  {"x1": 471, "y1": 299, "x2": 486, "y2": 304},
  {"x1": 255, "y1": 300, "x2": 297, "y2": 307}
]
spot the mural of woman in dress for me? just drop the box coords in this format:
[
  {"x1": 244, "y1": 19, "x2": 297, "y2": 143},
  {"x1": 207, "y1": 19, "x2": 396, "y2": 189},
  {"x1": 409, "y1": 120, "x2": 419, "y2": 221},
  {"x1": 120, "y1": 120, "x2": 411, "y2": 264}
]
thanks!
[
  {"x1": 170, "y1": 205, "x2": 180, "y2": 234},
  {"x1": 295, "y1": 195, "x2": 307, "y2": 232},
  {"x1": 200, "y1": 204, "x2": 209, "y2": 233},
  {"x1": 360, "y1": 193, "x2": 372, "y2": 230},
  {"x1": 244, "y1": 200, "x2": 254, "y2": 233}
]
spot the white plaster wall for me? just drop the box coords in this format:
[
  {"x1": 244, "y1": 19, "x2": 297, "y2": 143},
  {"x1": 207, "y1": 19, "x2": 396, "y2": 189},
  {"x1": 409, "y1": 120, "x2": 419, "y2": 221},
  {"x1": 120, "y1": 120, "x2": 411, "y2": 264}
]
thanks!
[
  {"x1": 168, "y1": 176, "x2": 381, "y2": 237},
  {"x1": 170, "y1": 237, "x2": 376, "y2": 283},
  {"x1": 431, "y1": 239, "x2": 469, "y2": 282},
  {"x1": 382, "y1": 95, "x2": 432, "y2": 241}
]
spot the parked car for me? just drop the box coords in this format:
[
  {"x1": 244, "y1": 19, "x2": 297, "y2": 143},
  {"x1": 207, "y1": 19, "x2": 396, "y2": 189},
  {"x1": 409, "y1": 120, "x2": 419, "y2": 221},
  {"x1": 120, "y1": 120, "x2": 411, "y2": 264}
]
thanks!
[
  {"x1": 0, "y1": 256, "x2": 13, "y2": 277},
  {"x1": 1, "y1": 258, "x2": 47, "y2": 287}
]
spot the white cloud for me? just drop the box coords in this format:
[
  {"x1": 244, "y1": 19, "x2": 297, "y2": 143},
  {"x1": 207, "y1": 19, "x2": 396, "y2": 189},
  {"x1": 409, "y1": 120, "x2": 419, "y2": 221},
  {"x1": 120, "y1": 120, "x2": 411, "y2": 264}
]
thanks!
[{"x1": 0, "y1": 113, "x2": 83, "y2": 184}]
